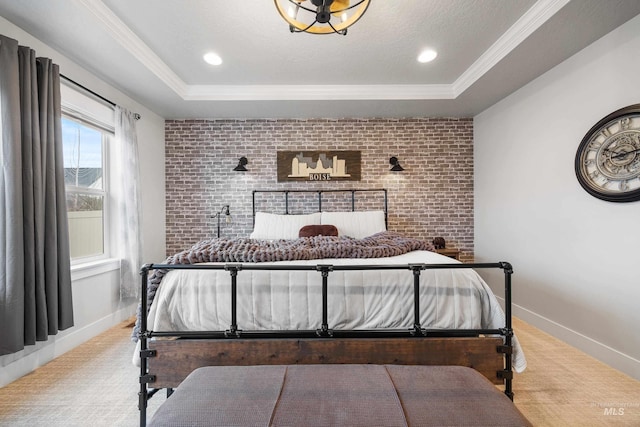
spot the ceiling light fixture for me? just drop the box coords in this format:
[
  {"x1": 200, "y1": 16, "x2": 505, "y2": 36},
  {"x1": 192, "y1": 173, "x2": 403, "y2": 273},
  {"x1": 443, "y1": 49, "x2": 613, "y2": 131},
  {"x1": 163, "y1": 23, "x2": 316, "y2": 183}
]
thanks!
[
  {"x1": 203, "y1": 52, "x2": 222, "y2": 66},
  {"x1": 417, "y1": 49, "x2": 438, "y2": 63},
  {"x1": 274, "y1": 0, "x2": 370, "y2": 35}
]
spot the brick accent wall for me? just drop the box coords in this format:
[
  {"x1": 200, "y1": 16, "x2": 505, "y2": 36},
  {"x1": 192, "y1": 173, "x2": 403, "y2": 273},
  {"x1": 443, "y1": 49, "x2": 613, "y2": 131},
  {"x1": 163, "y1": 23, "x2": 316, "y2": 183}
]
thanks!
[{"x1": 165, "y1": 118, "x2": 474, "y2": 261}]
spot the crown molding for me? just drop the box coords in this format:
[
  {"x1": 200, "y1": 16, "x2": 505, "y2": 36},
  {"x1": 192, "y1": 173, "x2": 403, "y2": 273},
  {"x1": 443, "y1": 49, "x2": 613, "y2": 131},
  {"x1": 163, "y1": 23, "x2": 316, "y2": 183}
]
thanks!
[
  {"x1": 184, "y1": 84, "x2": 454, "y2": 101},
  {"x1": 77, "y1": 0, "x2": 187, "y2": 97},
  {"x1": 452, "y1": 0, "x2": 571, "y2": 96},
  {"x1": 80, "y1": 0, "x2": 565, "y2": 102}
]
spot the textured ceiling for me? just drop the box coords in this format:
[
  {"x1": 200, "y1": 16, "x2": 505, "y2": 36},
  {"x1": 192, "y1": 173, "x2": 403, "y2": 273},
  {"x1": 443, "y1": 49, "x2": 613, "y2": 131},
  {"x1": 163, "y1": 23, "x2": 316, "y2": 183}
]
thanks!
[{"x1": 1, "y1": 0, "x2": 639, "y2": 119}]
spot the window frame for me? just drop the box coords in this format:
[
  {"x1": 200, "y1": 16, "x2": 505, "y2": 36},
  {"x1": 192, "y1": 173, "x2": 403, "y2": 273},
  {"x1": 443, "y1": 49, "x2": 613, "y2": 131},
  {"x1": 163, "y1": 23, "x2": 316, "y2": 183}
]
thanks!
[{"x1": 61, "y1": 87, "x2": 115, "y2": 266}]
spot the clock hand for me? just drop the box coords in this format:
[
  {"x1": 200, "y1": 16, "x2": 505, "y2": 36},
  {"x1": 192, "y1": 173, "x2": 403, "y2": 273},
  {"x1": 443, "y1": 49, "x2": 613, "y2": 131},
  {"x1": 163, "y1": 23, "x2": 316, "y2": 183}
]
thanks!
[{"x1": 610, "y1": 148, "x2": 640, "y2": 159}]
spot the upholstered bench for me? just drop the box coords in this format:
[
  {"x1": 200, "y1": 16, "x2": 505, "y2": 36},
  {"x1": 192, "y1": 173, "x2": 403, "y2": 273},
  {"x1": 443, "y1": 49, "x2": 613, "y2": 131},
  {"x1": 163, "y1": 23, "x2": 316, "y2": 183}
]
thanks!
[{"x1": 148, "y1": 364, "x2": 531, "y2": 426}]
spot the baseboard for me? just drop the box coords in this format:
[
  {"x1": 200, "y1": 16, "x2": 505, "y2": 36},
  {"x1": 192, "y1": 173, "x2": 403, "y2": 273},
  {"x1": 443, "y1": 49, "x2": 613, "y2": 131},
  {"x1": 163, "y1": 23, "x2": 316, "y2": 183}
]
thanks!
[
  {"x1": 505, "y1": 300, "x2": 640, "y2": 381},
  {"x1": 0, "y1": 303, "x2": 136, "y2": 388}
]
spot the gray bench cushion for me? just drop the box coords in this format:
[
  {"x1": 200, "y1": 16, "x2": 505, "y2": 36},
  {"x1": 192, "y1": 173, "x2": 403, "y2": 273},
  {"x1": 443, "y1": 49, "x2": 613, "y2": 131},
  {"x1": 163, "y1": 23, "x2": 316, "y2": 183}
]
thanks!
[{"x1": 149, "y1": 364, "x2": 531, "y2": 426}]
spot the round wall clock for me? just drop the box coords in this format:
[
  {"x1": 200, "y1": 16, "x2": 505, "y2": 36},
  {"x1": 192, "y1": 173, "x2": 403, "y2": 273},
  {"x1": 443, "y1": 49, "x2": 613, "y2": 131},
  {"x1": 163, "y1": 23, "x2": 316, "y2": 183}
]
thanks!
[{"x1": 575, "y1": 104, "x2": 640, "y2": 202}]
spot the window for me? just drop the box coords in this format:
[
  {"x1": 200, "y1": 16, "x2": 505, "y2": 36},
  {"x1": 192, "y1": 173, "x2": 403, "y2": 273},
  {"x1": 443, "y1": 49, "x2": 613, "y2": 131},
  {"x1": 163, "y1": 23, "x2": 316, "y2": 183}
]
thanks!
[
  {"x1": 62, "y1": 117, "x2": 112, "y2": 260},
  {"x1": 61, "y1": 82, "x2": 115, "y2": 266}
]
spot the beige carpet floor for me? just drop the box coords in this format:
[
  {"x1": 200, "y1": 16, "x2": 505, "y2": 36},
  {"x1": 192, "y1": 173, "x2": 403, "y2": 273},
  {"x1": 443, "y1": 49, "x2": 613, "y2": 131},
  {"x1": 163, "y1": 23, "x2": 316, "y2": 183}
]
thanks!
[
  {"x1": 0, "y1": 320, "x2": 165, "y2": 426},
  {"x1": 511, "y1": 317, "x2": 640, "y2": 426},
  {"x1": 0, "y1": 317, "x2": 638, "y2": 426}
]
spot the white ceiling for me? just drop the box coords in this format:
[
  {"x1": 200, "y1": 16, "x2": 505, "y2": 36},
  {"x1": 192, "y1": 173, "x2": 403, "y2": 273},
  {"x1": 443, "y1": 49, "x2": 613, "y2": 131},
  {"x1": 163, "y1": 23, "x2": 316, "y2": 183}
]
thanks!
[{"x1": 1, "y1": 0, "x2": 639, "y2": 119}]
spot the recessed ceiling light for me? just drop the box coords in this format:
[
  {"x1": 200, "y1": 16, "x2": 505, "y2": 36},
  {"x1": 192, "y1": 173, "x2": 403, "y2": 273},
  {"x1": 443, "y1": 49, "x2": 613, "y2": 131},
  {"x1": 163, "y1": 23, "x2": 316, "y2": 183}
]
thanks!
[
  {"x1": 417, "y1": 49, "x2": 437, "y2": 63},
  {"x1": 203, "y1": 52, "x2": 222, "y2": 66}
]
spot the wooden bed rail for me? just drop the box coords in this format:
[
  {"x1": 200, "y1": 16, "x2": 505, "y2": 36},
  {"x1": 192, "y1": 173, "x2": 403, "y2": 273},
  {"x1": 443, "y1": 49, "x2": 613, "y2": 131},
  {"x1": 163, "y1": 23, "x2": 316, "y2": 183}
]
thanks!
[{"x1": 148, "y1": 337, "x2": 505, "y2": 389}]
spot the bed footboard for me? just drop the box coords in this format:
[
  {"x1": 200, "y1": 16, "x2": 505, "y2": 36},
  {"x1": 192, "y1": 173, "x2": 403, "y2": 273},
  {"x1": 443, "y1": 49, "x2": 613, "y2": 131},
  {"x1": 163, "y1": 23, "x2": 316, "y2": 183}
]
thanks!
[
  {"x1": 148, "y1": 336, "x2": 505, "y2": 388},
  {"x1": 138, "y1": 261, "x2": 516, "y2": 426}
]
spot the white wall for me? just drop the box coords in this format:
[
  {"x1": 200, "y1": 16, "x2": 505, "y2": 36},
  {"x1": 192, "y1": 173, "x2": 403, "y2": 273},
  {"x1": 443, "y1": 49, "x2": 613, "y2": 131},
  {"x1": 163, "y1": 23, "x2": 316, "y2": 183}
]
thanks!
[
  {"x1": 475, "y1": 14, "x2": 640, "y2": 380},
  {"x1": 0, "y1": 17, "x2": 166, "y2": 386}
]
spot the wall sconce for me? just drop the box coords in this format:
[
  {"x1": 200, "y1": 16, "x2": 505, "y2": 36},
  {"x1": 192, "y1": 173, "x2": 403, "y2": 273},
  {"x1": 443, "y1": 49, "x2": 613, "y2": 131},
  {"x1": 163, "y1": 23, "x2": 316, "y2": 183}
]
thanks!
[
  {"x1": 213, "y1": 205, "x2": 232, "y2": 238},
  {"x1": 389, "y1": 157, "x2": 404, "y2": 172},
  {"x1": 233, "y1": 156, "x2": 248, "y2": 171}
]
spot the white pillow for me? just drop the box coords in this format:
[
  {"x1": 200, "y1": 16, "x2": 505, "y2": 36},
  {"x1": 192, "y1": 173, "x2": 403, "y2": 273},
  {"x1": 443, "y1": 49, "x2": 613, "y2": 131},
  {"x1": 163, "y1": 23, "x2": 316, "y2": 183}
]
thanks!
[
  {"x1": 320, "y1": 211, "x2": 386, "y2": 239},
  {"x1": 250, "y1": 212, "x2": 321, "y2": 240}
]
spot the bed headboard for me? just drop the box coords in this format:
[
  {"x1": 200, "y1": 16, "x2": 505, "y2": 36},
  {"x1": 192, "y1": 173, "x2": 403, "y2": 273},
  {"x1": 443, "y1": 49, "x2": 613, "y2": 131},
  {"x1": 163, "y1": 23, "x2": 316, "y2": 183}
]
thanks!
[{"x1": 252, "y1": 189, "x2": 388, "y2": 228}]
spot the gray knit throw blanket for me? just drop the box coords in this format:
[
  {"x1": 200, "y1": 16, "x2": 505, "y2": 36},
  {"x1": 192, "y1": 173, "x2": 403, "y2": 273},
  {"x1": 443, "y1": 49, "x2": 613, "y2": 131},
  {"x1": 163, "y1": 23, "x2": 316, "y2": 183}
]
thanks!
[{"x1": 132, "y1": 232, "x2": 434, "y2": 341}]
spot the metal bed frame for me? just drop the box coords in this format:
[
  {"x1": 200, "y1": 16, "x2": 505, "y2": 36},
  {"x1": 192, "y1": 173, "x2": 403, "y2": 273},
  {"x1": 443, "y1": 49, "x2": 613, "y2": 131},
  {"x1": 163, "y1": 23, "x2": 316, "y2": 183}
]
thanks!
[
  {"x1": 252, "y1": 188, "x2": 389, "y2": 227},
  {"x1": 137, "y1": 261, "x2": 515, "y2": 426},
  {"x1": 138, "y1": 188, "x2": 515, "y2": 425}
]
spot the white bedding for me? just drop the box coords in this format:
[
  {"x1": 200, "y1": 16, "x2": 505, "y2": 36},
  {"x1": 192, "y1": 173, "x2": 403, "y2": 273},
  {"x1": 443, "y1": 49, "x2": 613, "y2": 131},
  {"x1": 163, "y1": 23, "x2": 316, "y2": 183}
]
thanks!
[{"x1": 135, "y1": 250, "x2": 526, "y2": 372}]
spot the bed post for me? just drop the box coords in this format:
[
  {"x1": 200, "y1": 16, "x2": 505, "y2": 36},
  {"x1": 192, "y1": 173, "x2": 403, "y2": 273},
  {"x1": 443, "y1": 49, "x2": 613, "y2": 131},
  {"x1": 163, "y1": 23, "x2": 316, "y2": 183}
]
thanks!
[
  {"x1": 138, "y1": 264, "x2": 151, "y2": 427},
  {"x1": 316, "y1": 264, "x2": 333, "y2": 337},
  {"x1": 501, "y1": 262, "x2": 514, "y2": 400},
  {"x1": 410, "y1": 264, "x2": 425, "y2": 336},
  {"x1": 224, "y1": 264, "x2": 242, "y2": 337},
  {"x1": 252, "y1": 190, "x2": 256, "y2": 227},
  {"x1": 383, "y1": 189, "x2": 388, "y2": 228},
  {"x1": 284, "y1": 190, "x2": 290, "y2": 214}
]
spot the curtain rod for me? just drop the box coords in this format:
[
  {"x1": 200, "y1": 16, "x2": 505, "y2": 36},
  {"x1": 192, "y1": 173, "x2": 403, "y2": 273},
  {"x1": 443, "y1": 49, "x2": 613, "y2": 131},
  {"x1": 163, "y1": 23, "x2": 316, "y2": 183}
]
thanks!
[{"x1": 60, "y1": 74, "x2": 141, "y2": 120}]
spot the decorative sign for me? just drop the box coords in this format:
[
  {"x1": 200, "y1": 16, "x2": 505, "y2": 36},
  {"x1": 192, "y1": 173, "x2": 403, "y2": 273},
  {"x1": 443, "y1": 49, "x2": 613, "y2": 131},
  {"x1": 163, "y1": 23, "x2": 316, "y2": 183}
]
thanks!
[{"x1": 277, "y1": 151, "x2": 361, "y2": 182}]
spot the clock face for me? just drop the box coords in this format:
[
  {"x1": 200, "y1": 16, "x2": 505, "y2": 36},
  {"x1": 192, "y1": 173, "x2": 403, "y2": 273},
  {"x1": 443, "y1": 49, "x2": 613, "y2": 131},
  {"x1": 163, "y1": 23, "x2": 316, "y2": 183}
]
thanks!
[{"x1": 575, "y1": 105, "x2": 640, "y2": 202}]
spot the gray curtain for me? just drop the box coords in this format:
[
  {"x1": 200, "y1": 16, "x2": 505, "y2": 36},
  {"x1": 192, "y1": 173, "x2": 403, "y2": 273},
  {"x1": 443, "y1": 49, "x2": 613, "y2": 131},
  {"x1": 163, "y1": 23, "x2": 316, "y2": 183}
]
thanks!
[{"x1": 0, "y1": 34, "x2": 73, "y2": 356}]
